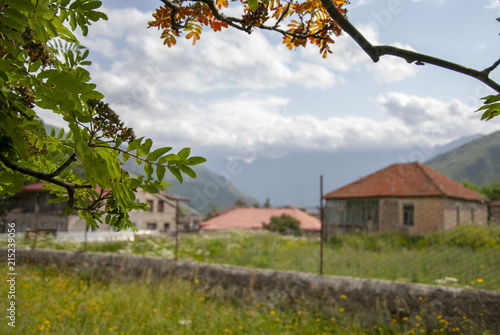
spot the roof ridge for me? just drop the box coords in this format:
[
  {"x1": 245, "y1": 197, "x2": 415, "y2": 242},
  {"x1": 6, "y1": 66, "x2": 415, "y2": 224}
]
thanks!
[{"x1": 414, "y1": 162, "x2": 445, "y2": 195}]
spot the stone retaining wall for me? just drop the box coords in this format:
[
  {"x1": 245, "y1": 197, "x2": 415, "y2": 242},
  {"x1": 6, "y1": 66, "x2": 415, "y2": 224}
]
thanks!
[{"x1": 5, "y1": 249, "x2": 500, "y2": 328}]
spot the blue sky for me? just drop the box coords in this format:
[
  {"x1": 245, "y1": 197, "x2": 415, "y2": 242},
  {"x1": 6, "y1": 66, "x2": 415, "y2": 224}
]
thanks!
[{"x1": 40, "y1": 0, "x2": 500, "y2": 167}]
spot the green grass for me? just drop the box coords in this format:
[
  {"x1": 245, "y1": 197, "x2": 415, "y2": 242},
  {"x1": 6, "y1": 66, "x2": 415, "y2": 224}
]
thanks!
[
  {"x1": 1, "y1": 265, "x2": 492, "y2": 334},
  {"x1": 5, "y1": 225, "x2": 498, "y2": 290}
]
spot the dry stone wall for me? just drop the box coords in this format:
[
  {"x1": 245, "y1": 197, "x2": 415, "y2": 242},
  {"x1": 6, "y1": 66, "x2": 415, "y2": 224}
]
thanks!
[{"x1": 5, "y1": 249, "x2": 500, "y2": 328}]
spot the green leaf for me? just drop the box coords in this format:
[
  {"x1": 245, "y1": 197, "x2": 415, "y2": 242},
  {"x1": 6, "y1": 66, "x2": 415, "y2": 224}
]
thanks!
[
  {"x1": 178, "y1": 165, "x2": 196, "y2": 179},
  {"x1": 126, "y1": 137, "x2": 142, "y2": 152},
  {"x1": 248, "y1": 0, "x2": 258, "y2": 12},
  {"x1": 69, "y1": 0, "x2": 84, "y2": 10},
  {"x1": 5, "y1": 0, "x2": 36, "y2": 12},
  {"x1": 144, "y1": 162, "x2": 154, "y2": 179},
  {"x1": 2, "y1": 9, "x2": 28, "y2": 32},
  {"x1": 185, "y1": 156, "x2": 206, "y2": 165},
  {"x1": 141, "y1": 183, "x2": 160, "y2": 194},
  {"x1": 177, "y1": 147, "x2": 191, "y2": 160},
  {"x1": 146, "y1": 147, "x2": 172, "y2": 161},
  {"x1": 48, "y1": 197, "x2": 68, "y2": 204},
  {"x1": 46, "y1": 72, "x2": 92, "y2": 93},
  {"x1": 40, "y1": 17, "x2": 58, "y2": 38},
  {"x1": 128, "y1": 178, "x2": 141, "y2": 190},
  {"x1": 28, "y1": 60, "x2": 43, "y2": 72},
  {"x1": 158, "y1": 154, "x2": 179, "y2": 164},
  {"x1": 122, "y1": 152, "x2": 131, "y2": 162},
  {"x1": 156, "y1": 164, "x2": 166, "y2": 181},
  {"x1": 137, "y1": 138, "x2": 153, "y2": 156},
  {"x1": 28, "y1": 16, "x2": 49, "y2": 42},
  {"x1": 168, "y1": 166, "x2": 183, "y2": 183},
  {"x1": 80, "y1": 1, "x2": 103, "y2": 11},
  {"x1": 485, "y1": 95, "x2": 500, "y2": 104}
]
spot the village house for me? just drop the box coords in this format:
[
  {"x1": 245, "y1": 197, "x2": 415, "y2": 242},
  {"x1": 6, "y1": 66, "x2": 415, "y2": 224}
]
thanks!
[
  {"x1": 489, "y1": 200, "x2": 500, "y2": 224},
  {"x1": 201, "y1": 207, "x2": 321, "y2": 234},
  {"x1": 3, "y1": 183, "x2": 190, "y2": 233},
  {"x1": 4, "y1": 182, "x2": 87, "y2": 233},
  {"x1": 323, "y1": 162, "x2": 489, "y2": 236}
]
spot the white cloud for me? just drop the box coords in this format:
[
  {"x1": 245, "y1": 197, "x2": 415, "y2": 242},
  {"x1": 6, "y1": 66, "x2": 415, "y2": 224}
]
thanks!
[
  {"x1": 376, "y1": 92, "x2": 498, "y2": 146},
  {"x1": 83, "y1": 7, "x2": 340, "y2": 93},
  {"x1": 320, "y1": 25, "x2": 417, "y2": 83},
  {"x1": 36, "y1": 5, "x2": 499, "y2": 164},
  {"x1": 486, "y1": 0, "x2": 500, "y2": 10},
  {"x1": 369, "y1": 43, "x2": 417, "y2": 83},
  {"x1": 350, "y1": 0, "x2": 375, "y2": 8}
]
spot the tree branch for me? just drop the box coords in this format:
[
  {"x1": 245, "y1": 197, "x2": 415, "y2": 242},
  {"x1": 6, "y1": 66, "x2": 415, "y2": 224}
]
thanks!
[
  {"x1": 47, "y1": 153, "x2": 77, "y2": 178},
  {"x1": 483, "y1": 57, "x2": 500, "y2": 76},
  {"x1": 0, "y1": 153, "x2": 91, "y2": 209},
  {"x1": 320, "y1": 0, "x2": 500, "y2": 94},
  {"x1": 161, "y1": 0, "x2": 250, "y2": 33}
]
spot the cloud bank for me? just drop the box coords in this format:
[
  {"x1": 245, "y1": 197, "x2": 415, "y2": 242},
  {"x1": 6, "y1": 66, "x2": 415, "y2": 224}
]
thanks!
[{"x1": 36, "y1": 6, "x2": 499, "y2": 162}]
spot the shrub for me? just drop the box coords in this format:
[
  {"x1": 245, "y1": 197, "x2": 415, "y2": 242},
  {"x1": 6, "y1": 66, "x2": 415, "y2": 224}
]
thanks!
[
  {"x1": 418, "y1": 225, "x2": 500, "y2": 250},
  {"x1": 263, "y1": 214, "x2": 303, "y2": 236}
]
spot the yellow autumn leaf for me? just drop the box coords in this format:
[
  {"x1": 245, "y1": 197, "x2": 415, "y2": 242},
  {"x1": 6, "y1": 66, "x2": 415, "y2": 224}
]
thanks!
[{"x1": 216, "y1": 0, "x2": 228, "y2": 9}]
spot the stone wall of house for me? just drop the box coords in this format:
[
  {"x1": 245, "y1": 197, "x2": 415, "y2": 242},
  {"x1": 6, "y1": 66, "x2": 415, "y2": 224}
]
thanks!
[
  {"x1": 378, "y1": 197, "x2": 487, "y2": 235},
  {"x1": 5, "y1": 213, "x2": 67, "y2": 232},
  {"x1": 442, "y1": 198, "x2": 488, "y2": 230},
  {"x1": 132, "y1": 190, "x2": 176, "y2": 232},
  {"x1": 490, "y1": 203, "x2": 500, "y2": 224},
  {"x1": 6, "y1": 249, "x2": 500, "y2": 328},
  {"x1": 378, "y1": 198, "x2": 401, "y2": 232}
]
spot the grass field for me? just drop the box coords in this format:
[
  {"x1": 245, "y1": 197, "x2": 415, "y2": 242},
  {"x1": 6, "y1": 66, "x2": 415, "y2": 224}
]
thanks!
[
  {"x1": 1, "y1": 265, "x2": 493, "y2": 335},
  {"x1": 6, "y1": 225, "x2": 499, "y2": 290},
  {"x1": 2, "y1": 225, "x2": 499, "y2": 334}
]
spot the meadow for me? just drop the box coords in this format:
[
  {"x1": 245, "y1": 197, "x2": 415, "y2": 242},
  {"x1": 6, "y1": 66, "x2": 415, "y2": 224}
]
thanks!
[
  {"x1": 1, "y1": 264, "x2": 492, "y2": 335},
  {"x1": 2, "y1": 225, "x2": 499, "y2": 334},
  {"x1": 7, "y1": 224, "x2": 500, "y2": 290}
]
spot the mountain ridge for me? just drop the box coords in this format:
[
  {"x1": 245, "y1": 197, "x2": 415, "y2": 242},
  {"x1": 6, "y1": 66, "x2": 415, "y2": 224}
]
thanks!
[{"x1": 426, "y1": 130, "x2": 500, "y2": 187}]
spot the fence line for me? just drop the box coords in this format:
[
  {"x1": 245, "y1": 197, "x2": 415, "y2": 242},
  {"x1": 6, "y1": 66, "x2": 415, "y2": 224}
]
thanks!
[{"x1": 0, "y1": 230, "x2": 160, "y2": 243}]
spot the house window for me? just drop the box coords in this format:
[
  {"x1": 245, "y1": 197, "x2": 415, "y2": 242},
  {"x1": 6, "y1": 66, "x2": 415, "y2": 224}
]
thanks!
[
  {"x1": 164, "y1": 223, "x2": 170, "y2": 232},
  {"x1": 147, "y1": 200, "x2": 154, "y2": 212},
  {"x1": 158, "y1": 201, "x2": 164, "y2": 213},
  {"x1": 403, "y1": 204, "x2": 414, "y2": 226},
  {"x1": 147, "y1": 223, "x2": 157, "y2": 230}
]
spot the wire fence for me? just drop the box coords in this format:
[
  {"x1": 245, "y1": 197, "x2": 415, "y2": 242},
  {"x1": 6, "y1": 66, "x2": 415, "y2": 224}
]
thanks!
[{"x1": 0, "y1": 230, "x2": 160, "y2": 243}]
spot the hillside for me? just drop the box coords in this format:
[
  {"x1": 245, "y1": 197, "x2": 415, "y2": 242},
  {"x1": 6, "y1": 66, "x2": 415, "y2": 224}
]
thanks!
[
  {"x1": 426, "y1": 130, "x2": 500, "y2": 186},
  {"x1": 122, "y1": 160, "x2": 258, "y2": 214}
]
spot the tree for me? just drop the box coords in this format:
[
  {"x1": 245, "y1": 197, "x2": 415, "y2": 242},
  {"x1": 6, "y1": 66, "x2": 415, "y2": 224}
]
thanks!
[
  {"x1": 0, "y1": 0, "x2": 205, "y2": 231},
  {"x1": 464, "y1": 180, "x2": 500, "y2": 202},
  {"x1": 234, "y1": 199, "x2": 247, "y2": 206},
  {"x1": 264, "y1": 198, "x2": 271, "y2": 208},
  {"x1": 149, "y1": 1, "x2": 500, "y2": 119},
  {"x1": 263, "y1": 214, "x2": 302, "y2": 236}
]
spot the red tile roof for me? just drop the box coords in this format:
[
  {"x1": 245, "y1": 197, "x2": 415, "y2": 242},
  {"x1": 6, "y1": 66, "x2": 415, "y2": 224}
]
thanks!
[
  {"x1": 201, "y1": 207, "x2": 321, "y2": 231},
  {"x1": 490, "y1": 200, "x2": 500, "y2": 206},
  {"x1": 324, "y1": 162, "x2": 488, "y2": 202},
  {"x1": 21, "y1": 182, "x2": 49, "y2": 192}
]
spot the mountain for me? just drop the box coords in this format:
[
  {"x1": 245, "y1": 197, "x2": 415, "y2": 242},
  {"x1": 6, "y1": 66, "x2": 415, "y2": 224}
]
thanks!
[
  {"x1": 425, "y1": 133, "x2": 483, "y2": 161},
  {"x1": 426, "y1": 130, "x2": 500, "y2": 186},
  {"x1": 202, "y1": 135, "x2": 487, "y2": 209},
  {"x1": 122, "y1": 160, "x2": 258, "y2": 215}
]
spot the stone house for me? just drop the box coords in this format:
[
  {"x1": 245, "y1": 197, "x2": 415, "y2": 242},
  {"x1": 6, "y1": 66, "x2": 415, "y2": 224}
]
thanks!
[
  {"x1": 129, "y1": 189, "x2": 189, "y2": 233},
  {"x1": 323, "y1": 162, "x2": 489, "y2": 236},
  {"x1": 4, "y1": 183, "x2": 189, "y2": 233},
  {"x1": 5, "y1": 182, "x2": 87, "y2": 232},
  {"x1": 489, "y1": 200, "x2": 500, "y2": 224}
]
